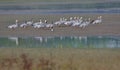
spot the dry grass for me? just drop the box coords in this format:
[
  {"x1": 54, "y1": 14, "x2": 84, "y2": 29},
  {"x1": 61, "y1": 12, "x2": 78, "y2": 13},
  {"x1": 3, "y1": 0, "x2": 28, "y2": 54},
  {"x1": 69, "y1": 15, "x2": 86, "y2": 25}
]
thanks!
[{"x1": 0, "y1": 48, "x2": 120, "y2": 70}]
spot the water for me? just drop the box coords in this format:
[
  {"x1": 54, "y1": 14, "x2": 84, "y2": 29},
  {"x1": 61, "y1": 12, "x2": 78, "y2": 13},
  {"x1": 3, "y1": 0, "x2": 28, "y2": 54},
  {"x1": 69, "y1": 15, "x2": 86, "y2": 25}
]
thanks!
[
  {"x1": 0, "y1": 1, "x2": 120, "y2": 14},
  {"x1": 0, "y1": 36, "x2": 120, "y2": 48}
]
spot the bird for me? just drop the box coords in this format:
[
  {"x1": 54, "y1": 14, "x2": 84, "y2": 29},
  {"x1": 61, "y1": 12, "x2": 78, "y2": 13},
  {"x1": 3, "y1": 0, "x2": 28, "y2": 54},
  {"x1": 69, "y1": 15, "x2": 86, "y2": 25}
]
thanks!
[
  {"x1": 72, "y1": 17, "x2": 83, "y2": 26},
  {"x1": 26, "y1": 18, "x2": 33, "y2": 26},
  {"x1": 33, "y1": 19, "x2": 46, "y2": 28},
  {"x1": 8, "y1": 19, "x2": 18, "y2": 29},
  {"x1": 54, "y1": 17, "x2": 67, "y2": 26},
  {"x1": 33, "y1": 24, "x2": 45, "y2": 28},
  {"x1": 78, "y1": 17, "x2": 83, "y2": 22},
  {"x1": 70, "y1": 17, "x2": 73, "y2": 21},
  {"x1": 44, "y1": 20, "x2": 47, "y2": 23},
  {"x1": 86, "y1": 18, "x2": 91, "y2": 25},
  {"x1": 45, "y1": 24, "x2": 54, "y2": 28},
  {"x1": 20, "y1": 21, "x2": 27, "y2": 28},
  {"x1": 64, "y1": 21, "x2": 74, "y2": 26},
  {"x1": 33, "y1": 19, "x2": 42, "y2": 26},
  {"x1": 72, "y1": 21, "x2": 80, "y2": 26},
  {"x1": 79, "y1": 18, "x2": 90, "y2": 28},
  {"x1": 92, "y1": 16, "x2": 102, "y2": 24}
]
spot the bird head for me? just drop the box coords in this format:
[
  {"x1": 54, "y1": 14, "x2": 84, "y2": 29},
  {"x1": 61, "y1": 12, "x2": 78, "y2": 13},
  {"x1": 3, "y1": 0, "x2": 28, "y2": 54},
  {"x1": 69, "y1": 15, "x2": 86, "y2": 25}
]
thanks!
[
  {"x1": 16, "y1": 19, "x2": 18, "y2": 23},
  {"x1": 70, "y1": 17, "x2": 73, "y2": 20},
  {"x1": 80, "y1": 17, "x2": 83, "y2": 20},
  {"x1": 99, "y1": 16, "x2": 102, "y2": 19}
]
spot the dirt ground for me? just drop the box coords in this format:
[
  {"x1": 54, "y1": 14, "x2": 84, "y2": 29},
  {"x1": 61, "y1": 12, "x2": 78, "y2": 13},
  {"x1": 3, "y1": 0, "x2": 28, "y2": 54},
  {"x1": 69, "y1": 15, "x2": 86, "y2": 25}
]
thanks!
[{"x1": 0, "y1": 14, "x2": 120, "y2": 37}]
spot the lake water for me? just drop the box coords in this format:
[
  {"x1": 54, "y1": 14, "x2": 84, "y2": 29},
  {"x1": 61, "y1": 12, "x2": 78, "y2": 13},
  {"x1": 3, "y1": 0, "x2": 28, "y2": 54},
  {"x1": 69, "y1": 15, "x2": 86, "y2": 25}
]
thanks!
[
  {"x1": 0, "y1": 2, "x2": 120, "y2": 14},
  {"x1": 0, "y1": 36, "x2": 120, "y2": 48}
]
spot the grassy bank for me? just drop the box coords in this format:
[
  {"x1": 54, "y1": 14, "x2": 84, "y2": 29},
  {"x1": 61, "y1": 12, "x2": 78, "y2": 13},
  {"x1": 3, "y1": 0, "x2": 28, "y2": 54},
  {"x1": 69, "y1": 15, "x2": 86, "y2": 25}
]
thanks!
[{"x1": 0, "y1": 48, "x2": 120, "y2": 70}]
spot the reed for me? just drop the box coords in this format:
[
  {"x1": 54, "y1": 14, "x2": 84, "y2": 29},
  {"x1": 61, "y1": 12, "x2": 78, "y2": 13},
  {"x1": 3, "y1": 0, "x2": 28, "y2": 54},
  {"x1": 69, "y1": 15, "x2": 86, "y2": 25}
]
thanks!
[{"x1": 0, "y1": 48, "x2": 120, "y2": 70}]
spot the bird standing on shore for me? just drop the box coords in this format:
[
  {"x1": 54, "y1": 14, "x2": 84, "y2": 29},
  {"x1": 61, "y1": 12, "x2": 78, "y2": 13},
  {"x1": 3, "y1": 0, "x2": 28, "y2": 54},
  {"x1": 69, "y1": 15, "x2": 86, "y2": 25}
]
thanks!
[
  {"x1": 26, "y1": 18, "x2": 33, "y2": 26},
  {"x1": 79, "y1": 18, "x2": 91, "y2": 28},
  {"x1": 92, "y1": 16, "x2": 102, "y2": 24},
  {"x1": 20, "y1": 21, "x2": 27, "y2": 28},
  {"x1": 8, "y1": 19, "x2": 18, "y2": 29},
  {"x1": 33, "y1": 19, "x2": 44, "y2": 28}
]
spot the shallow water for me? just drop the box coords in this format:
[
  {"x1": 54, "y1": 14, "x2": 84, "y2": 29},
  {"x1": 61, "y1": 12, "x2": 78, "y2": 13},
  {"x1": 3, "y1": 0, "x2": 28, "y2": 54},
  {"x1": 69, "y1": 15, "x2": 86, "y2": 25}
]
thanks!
[
  {"x1": 0, "y1": 1, "x2": 120, "y2": 14},
  {"x1": 0, "y1": 36, "x2": 120, "y2": 48}
]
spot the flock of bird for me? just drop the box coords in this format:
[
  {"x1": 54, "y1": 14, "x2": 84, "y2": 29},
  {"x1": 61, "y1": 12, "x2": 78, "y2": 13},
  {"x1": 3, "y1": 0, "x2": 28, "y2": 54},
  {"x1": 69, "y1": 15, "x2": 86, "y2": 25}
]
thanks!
[{"x1": 8, "y1": 16, "x2": 102, "y2": 31}]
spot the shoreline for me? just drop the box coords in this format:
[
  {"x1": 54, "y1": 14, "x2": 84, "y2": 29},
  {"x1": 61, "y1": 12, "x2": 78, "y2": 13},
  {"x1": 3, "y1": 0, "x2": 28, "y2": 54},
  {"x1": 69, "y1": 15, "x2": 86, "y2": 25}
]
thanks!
[{"x1": 0, "y1": 14, "x2": 120, "y2": 37}]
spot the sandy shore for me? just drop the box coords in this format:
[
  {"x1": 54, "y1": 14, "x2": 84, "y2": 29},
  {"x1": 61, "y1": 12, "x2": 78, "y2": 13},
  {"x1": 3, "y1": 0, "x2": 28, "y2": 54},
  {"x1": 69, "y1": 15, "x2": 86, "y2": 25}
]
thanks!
[{"x1": 0, "y1": 14, "x2": 120, "y2": 37}]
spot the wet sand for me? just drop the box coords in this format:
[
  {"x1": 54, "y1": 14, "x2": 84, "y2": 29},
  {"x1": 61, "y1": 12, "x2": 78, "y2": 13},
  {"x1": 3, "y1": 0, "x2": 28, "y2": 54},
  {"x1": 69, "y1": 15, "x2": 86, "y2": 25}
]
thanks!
[{"x1": 0, "y1": 14, "x2": 120, "y2": 37}]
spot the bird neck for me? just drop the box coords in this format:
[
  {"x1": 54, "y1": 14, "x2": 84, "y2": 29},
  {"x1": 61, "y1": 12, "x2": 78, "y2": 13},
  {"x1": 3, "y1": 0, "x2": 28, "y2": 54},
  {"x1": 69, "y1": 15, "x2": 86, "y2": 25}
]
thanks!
[{"x1": 16, "y1": 23, "x2": 18, "y2": 25}]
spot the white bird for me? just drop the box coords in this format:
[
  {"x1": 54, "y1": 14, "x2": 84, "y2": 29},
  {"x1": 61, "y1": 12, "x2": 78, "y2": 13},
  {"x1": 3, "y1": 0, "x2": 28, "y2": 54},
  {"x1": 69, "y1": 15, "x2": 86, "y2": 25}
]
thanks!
[
  {"x1": 72, "y1": 17, "x2": 83, "y2": 26},
  {"x1": 44, "y1": 20, "x2": 47, "y2": 23},
  {"x1": 64, "y1": 21, "x2": 74, "y2": 26},
  {"x1": 34, "y1": 24, "x2": 45, "y2": 28},
  {"x1": 54, "y1": 17, "x2": 67, "y2": 25},
  {"x1": 26, "y1": 19, "x2": 33, "y2": 25},
  {"x1": 54, "y1": 19, "x2": 62, "y2": 25},
  {"x1": 45, "y1": 24, "x2": 54, "y2": 31},
  {"x1": 79, "y1": 22, "x2": 87, "y2": 28},
  {"x1": 33, "y1": 19, "x2": 43, "y2": 26},
  {"x1": 20, "y1": 21, "x2": 27, "y2": 28},
  {"x1": 33, "y1": 19, "x2": 47, "y2": 28},
  {"x1": 78, "y1": 17, "x2": 83, "y2": 23},
  {"x1": 74, "y1": 17, "x2": 77, "y2": 20},
  {"x1": 70, "y1": 17, "x2": 73, "y2": 21},
  {"x1": 72, "y1": 21, "x2": 80, "y2": 26},
  {"x1": 8, "y1": 20, "x2": 18, "y2": 29},
  {"x1": 92, "y1": 16, "x2": 102, "y2": 24},
  {"x1": 46, "y1": 24, "x2": 53, "y2": 28},
  {"x1": 79, "y1": 18, "x2": 90, "y2": 28},
  {"x1": 86, "y1": 18, "x2": 91, "y2": 24},
  {"x1": 64, "y1": 17, "x2": 76, "y2": 26},
  {"x1": 41, "y1": 19, "x2": 54, "y2": 31}
]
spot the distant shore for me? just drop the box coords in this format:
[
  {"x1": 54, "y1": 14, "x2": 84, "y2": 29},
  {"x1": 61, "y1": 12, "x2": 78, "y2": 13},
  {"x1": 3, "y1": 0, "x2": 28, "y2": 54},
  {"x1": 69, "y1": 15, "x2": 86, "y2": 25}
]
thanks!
[
  {"x1": 0, "y1": 13, "x2": 120, "y2": 37},
  {"x1": 0, "y1": 0, "x2": 119, "y2": 4}
]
